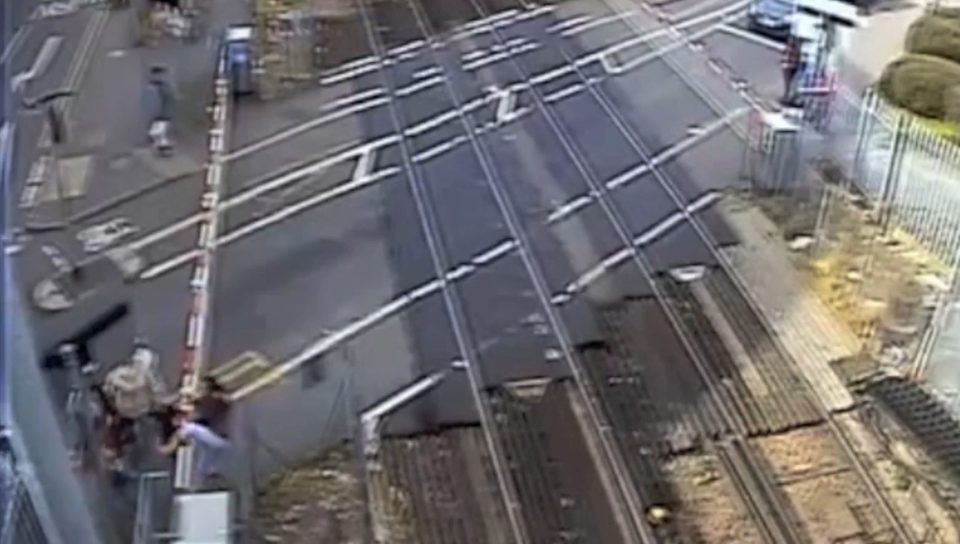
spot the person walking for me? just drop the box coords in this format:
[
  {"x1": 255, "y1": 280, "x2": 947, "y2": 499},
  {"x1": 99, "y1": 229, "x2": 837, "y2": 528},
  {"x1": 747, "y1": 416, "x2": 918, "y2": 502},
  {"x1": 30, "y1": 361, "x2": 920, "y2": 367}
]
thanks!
[
  {"x1": 781, "y1": 36, "x2": 802, "y2": 106},
  {"x1": 144, "y1": 65, "x2": 175, "y2": 155}
]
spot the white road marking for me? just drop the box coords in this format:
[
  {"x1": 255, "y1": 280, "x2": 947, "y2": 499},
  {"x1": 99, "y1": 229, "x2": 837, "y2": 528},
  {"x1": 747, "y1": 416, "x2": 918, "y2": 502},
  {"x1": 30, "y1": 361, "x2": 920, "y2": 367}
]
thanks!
[
  {"x1": 462, "y1": 49, "x2": 488, "y2": 62},
  {"x1": 231, "y1": 236, "x2": 520, "y2": 400},
  {"x1": 321, "y1": 55, "x2": 379, "y2": 77},
  {"x1": 11, "y1": 35, "x2": 63, "y2": 92},
  {"x1": 598, "y1": 20, "x2": 727, "y2": 75},
  {"x1": 488, "y1": 85, "x2": 520, "y2": 124},
  {"x1": 472, "y1": 240, "x2": 518, "y2": 265},
  {"x1": 20, "y1": 156, "x2": 50, "y2": 208},
  {"x1": 1, "y1": 27, "x2": 26, "y2": 65},
  {"x1": 352, "y1": 147, "x2": 376, "y2": 181},
  {"x1": 388, "y1": 39, "x2": 425, "y2": 56},
  {"x1": 395, "y1": 75, "x2": 445, "y2": 97},
  {"x1": 516, "y1": 4, "x2": 556, "y2": 21},
  {"x1": 547, "y1": 14, "x2": 593, "y2": 34},
  {"x1": 320, "y1": 63, "x2": 381, "y2": 85},
  {"x1": 546, "y1": 194, "x2": 593, "y2": 223},
  {"x1": 413, "y1": 66, "x2": 443, "y2": 79},
  {"x1": 561, "y1": 12, "x2": 636, "y2": 37},
  {"x1": 41, "y1": 244, "x2": 73, "y2": 275},
  {"x1": 412, "y1": 135, "x2": 469, "y2": 163},
  {"x1": 463, "y1": 42, "x2": 541, "y2": 72},
  {"x1": 547, "y1": 108, "x2": 744, "y2": 224},
  {"x1": 226, "y1": 97, "x2": 390, "y2": 161},
  {"x1": 553, "y1": 192, "x2": 722, "y2": 301},
  {"x1": 719, "y1": 23, "x2": 786, "y2": 51},
  {"x1": 322, "y1": 87, "x2": 386, "y2": 110},
  {"x1": 140, "y1": 167, "x2": 400, "y2": 280},
  {"x1": 544, "y1": 83, "x2": 585, "y2": 103},
  {"x1": 76, "y1": 217, "x2": 139, "y2": 253},
  {"x1": 216, "y1": 168, "x2": 400, "y2": 247}
]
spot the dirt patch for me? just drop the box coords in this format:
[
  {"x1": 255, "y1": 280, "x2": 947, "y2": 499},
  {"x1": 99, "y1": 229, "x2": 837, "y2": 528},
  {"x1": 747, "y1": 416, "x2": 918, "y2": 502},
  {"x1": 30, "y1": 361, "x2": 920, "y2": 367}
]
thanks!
[
  {"x1": 662, "y1": 454, "x2": 764, "y2": 543},
  {"x1": 755, "y1": 426, "x2": 894, "y2": 541},
  {"x1": 755, "y1": 426, "x2": 848, "y2": 479},
  {"x1": 254, "y1": 446, "x2": 367, "y2": 544}
]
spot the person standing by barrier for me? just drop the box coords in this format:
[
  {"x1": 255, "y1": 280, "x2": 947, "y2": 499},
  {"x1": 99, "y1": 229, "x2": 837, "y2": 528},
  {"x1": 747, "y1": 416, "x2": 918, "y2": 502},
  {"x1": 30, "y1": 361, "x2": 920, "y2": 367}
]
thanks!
[{"x1": 158, "y1": 377, "x2": 233, "y2": 481}]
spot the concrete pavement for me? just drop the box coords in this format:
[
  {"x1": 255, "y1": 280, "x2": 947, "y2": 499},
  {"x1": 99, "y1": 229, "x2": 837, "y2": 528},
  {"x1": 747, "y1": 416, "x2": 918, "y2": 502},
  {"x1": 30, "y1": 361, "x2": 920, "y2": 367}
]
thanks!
[
  {"x1": 4, "y1": 1, "x2": 245, "y2": 541},
  {"x1": 839, "y1": 0, "x2": 926, "y2": 92}
]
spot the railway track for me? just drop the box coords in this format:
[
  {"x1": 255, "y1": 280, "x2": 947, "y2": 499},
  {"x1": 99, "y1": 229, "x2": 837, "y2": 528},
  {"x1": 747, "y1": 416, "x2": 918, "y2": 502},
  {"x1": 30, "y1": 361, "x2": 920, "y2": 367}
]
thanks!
[
  {"x1": 375, "y1": 428, "x2": 512, "y2": 544},
  {"x1": 352, "y1": 0, "x2": 914, "y2": 540},
  {"x1": 352, "y1": 0, "x2": 532, "y2": 541},
  {"x1": 585, "y1": 297, "x2": 808, "y2": 543},
  {"x1": 357, "y1": 0, "x2": 650, "y2": 541},
  {"x1": 448, "y1": 0, "x2": 810, "y2": 540}
]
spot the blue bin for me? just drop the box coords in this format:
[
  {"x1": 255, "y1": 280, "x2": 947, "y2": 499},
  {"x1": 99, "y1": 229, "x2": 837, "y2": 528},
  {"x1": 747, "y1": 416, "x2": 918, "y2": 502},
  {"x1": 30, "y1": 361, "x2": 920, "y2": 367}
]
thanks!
[{"x1": 225, "y1": 25, "x2": 254, "y2": 95}]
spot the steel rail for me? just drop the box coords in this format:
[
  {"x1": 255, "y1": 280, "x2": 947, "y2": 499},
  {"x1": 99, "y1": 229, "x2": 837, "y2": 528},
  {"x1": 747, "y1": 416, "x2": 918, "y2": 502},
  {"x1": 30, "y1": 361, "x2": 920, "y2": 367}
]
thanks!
[
  {"x1": 462, "y1": 0, "x2": 809, "y2": 541},
  {"x1": 541, "y1": 0, "x2": 916, "y2": 540},
  {"x1": 401, "y1": 0, "x2": 660, "y2": 540},
  {"x1": 352, "y1": 1, "x2": 531, "y2": 542}
]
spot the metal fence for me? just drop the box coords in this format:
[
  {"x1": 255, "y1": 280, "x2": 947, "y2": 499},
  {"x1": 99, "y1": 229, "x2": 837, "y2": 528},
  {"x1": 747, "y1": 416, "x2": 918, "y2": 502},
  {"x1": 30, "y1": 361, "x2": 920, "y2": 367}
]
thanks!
[
  {"x1": 820, "y1": 87, "x2": 960, "y2": 273},
  {"x1": 0, "y1": 440, "x2": 51, "y2": 544},
  {"x1": 132, "y1": 472, "x2": 173, "y2": 544}
]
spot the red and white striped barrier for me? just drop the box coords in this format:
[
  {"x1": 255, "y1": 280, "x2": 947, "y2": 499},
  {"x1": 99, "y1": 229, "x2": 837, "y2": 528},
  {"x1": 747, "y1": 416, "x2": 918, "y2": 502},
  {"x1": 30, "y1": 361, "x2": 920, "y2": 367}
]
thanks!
[{"x1": 174, "y1": 50, "x2": 231, "y2": 490}]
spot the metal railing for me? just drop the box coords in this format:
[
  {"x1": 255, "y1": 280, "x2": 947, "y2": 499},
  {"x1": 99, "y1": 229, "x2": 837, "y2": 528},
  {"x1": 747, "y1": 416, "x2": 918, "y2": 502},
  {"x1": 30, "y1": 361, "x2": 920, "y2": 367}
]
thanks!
[{"x1": 133, "y1": 471, "x2": 173, "y2": 544}]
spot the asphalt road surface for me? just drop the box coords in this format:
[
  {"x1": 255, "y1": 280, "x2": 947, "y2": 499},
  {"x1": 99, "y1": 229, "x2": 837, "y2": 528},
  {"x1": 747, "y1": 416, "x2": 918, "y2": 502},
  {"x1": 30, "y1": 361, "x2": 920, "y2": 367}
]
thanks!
[{"x1": 11, "y1": 0, "x2": 790, "y2": 441}]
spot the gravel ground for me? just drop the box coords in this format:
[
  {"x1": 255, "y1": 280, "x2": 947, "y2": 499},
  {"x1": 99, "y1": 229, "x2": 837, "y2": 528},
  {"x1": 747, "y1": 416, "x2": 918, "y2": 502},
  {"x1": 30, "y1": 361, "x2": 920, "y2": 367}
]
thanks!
[
  {"x1": 755, "y1": 426, "x2": 892, "y2": 542},
  {"x1": 253, "y1": 446, "x2": 367, "y2": 544},
  {"x1": 662, "y1": 453, "x2": 765, "y2": 544}
]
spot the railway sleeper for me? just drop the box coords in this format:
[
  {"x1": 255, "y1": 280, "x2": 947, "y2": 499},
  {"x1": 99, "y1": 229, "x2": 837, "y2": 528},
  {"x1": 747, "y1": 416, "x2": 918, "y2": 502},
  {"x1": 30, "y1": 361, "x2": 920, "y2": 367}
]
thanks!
[{"x1": 703, "y1": 273, "x2": 821, "y2": 429}]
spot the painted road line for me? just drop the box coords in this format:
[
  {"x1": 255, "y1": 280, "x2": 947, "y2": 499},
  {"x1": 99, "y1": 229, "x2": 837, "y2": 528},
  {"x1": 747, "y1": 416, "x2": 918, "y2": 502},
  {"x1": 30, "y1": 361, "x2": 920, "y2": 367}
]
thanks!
[
  {"x1": 230, "y1": 237, "x2": 521, "y2": 400},
  {"x1": 352, "y1": 146, "x2": 376, "y2": 181},
  {"x1": 412, "y1": 134, "x2": 469, "y2": 163},
  {"x1": 125, "y1": 135, "x2": 399, "y2": 257},
  {"x1": 547, "y1": 108, "x2": 745, "y2": 224},
  {"x1": 1, "y1": 27, "x2": 27, "y2": 65},
  {"x1": 462, "y1": 49, "x2": 488, "y2": 62},
  {"x1": 388, "y1": 39, "x2": 425, "y2": 56},
  {"x1": 719, "y1": 23, "x2": 786, "y2": 51},
  {"x1": 598, "y1": 20, "x2": 728, "y2": 75},
  {"x1": 561, "y1": 11, "x2": 637, "y2": 37},
  {"x1": 232, "y1": 18, "x2": 728, "y2": 161},
  {"x1": 543, "y1": 83, "x2": 585, "y2": 103},
  {"x1": 516, "y1": 4, "x2": 556, "y2": 21},
  {"x1": 226, "y1": 96, "x2": 390, "y2": 161},
  {"x1": 321, "y1": 87, "x2": 386, "y2": 110},
  {"x1": 413, "y1": 66, "x2": 443, "y2": 79},
  {"x1": 547, "y1": 14, "x2": 594, "y2": 34},
  {"x1": 10, "y1": 35, "x2": 63, "y2": 91},
  {"x1": 551, "y1": 191, "x2": 722, "y2": 303},
  {"x1": 139, "y1": 168, "x2": 402, "y2": 280},
  {"x1": 321, "y1": 62, "x2": 381, "y2": 85},
  {"x1": 395, "y1": 75, "x2": 445, "y2": 97},
  {"x1": 463, "y1": 42, "x2": 541, "y2": 72}
]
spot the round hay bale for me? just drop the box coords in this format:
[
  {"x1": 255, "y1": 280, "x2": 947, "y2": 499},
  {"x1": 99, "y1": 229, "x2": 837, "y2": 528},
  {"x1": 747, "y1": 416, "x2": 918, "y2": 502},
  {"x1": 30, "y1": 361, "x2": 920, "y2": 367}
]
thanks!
[
  {"x1": 905, "y1": 14, "x2": 960, "y2": 64},
  {"x1": 878, "y1": 54, "x2": 960, "y2": 119}
]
